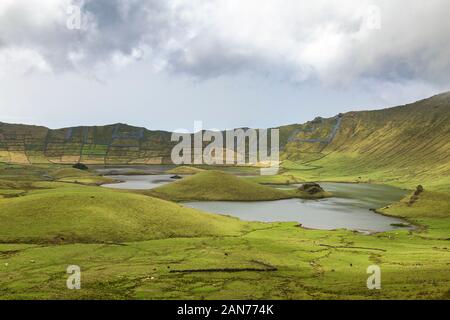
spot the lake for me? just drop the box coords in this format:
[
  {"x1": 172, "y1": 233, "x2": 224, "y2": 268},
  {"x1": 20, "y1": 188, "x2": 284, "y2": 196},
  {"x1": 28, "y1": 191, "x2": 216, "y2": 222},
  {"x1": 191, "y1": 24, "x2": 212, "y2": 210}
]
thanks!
[
  {"x1": 98, "y1": 169, "x2": 410, "y2": 233},
  {"x1": 102, "y1": 174, "x2": 176, "y2": 189}
]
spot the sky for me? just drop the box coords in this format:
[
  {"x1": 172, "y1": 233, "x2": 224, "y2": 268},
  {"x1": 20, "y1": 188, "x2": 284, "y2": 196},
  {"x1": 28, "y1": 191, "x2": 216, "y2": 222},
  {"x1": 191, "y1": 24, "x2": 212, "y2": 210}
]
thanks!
[{"x1": 0, "y1": 0, "x2": 449, "y2": 131}]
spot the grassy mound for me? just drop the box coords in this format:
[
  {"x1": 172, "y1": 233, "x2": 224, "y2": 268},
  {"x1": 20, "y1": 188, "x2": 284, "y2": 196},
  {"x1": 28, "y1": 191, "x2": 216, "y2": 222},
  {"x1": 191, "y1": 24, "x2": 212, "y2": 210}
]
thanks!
[
  {"x1": 148, "y1": 170, "x2": 327, "y2": 201},
  {"x1": 380, "y1": 191, "x2": 450, "y2": 239},
  {"x1": 0, "y1": 186, "x2": 249, "y2": 244},
  {"x1": 49, "y1": 167, "x2": 115, "y2": 185},
  {"x1": 166, "y1": 166, "x2": 206, "y2": 175},
  {"x1": 381, "y1": 191, "x2": 450, "y2": 219},
  {"x1": 50, "y1": 168, "x2": 93, "y2": 179}
]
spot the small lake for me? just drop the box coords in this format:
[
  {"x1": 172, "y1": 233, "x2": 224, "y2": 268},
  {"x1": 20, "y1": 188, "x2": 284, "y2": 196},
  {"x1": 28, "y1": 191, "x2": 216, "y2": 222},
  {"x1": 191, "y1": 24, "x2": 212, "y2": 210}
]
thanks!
[
  {"x1": 98, "y1": 169, "x2": 411, "y2": 233},
  {"x1": 183, "y1": 183, "x2": 410, "y2": 233},
  {"x1": 102, "y1": 174, "x2": 176, "y2": 189}
]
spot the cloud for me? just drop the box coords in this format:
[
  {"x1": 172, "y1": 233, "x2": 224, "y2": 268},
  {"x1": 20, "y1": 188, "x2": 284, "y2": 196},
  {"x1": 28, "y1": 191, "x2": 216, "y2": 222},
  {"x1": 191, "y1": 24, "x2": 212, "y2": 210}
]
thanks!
[{"x1": 1, "y1": 0, "x2": 450, "y2": 87}]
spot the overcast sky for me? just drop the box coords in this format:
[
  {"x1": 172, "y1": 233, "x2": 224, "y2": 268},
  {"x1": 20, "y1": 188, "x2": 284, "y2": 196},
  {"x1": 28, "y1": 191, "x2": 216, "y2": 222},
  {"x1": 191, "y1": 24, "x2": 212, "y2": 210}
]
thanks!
[{"x1": 0, "y1": 0, "x2": 449, "y2": 131}]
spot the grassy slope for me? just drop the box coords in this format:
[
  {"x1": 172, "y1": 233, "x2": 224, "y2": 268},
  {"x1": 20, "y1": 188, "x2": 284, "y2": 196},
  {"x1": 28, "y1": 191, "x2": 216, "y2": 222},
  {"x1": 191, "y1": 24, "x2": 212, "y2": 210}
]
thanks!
[
  {"x1": 0, "y1": 163, "x2": 114, "y2": 185},
  {"x1": 49, "y1": 168, "x2": 93, "y2": 179},
  {"x1": 0, "y1": 168, "x2": 252, "y2": 244},
  {"x1": 147, "y1": 170, "x2": 328, "y2": 201},
  {"x1": 380, "y1": 191, "x2": 450, "y2": 239},
  {"x1": 383, "y1": 191, "x2": 450, "y2": 219},
  {"x1": 166, "y1": 166, "x2": 205, "y2": 174},
  {"x1": 47, "y1": 167, "x2": 115, "y2": 185},
  {"x1": 0, "y1": 122, "x2": 174, "y2": 165},
  {"x1": 0, "y1": 163, "x2": 449, "y2": 299},
  {"x1": 1, "y1": 90, "x2": 450, "y2": 299},
  {"x1": 279, "y1": 92, "x2": 450, "y2": 191},
  {"x1": 0, "y1": 185, "x2": 250, "y2": 244},
  {"x1": 1, "y1": 92, "x2": 448, "y2": 191}
]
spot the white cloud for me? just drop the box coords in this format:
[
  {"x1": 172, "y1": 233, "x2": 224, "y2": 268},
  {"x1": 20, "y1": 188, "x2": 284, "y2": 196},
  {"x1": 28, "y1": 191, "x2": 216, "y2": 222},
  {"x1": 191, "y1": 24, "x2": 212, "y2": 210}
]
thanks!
[
  {"x1": 0, "y1": 0, "x2": 449, "y2": 88},
  {"x1": 0, "y1": 47, "x2": 51, "y2": 76}
]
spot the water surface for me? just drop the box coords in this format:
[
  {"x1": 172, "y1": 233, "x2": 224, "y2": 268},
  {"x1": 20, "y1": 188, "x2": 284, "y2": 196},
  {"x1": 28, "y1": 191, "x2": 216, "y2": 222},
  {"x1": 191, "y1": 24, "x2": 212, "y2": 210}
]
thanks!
[
  {"x1": 102, "y1": 174, "x2": 176, "y2": 189},
  {"x1": 183, "y1": 183, "x2": 410, "y2": 233}
]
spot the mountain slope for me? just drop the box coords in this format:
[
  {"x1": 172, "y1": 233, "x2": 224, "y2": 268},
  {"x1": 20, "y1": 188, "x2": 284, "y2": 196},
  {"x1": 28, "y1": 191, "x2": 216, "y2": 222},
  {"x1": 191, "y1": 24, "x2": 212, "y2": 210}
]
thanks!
[
  {"x1": 1, "y1": 92, "x2": 449, "y2": 189},
  {"x1": 0, "y1": 123, "x2": 175, "y2": 165},
  {"x1": 280, "y1": 92, "x2": 450, "y2": 190}
]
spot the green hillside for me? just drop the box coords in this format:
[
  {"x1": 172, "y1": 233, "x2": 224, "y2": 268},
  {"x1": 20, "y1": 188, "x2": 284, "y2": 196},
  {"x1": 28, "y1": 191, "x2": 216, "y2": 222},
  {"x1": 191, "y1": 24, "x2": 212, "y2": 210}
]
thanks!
[
  {"x1": 0, "y1": 184, "x2": 250, "y2": 244},
  {"x1": 166, "y1": 166, "x2": 206, "y2": 174},
  {"x1": 0, "y1": 177, "x2": 448, "y2": 299},
  {"x1": 0, "y1": 123, "x2": 175, "y2": 165},
  {"x1": 1, "y1": 92, "x2": 449, "y2": 192},
  {"x1": 278, "y1": 92, "x2": 450, "y2": 191},
  {"x1": 0, "y1": 91, "x2": 449, "y2": 299}
]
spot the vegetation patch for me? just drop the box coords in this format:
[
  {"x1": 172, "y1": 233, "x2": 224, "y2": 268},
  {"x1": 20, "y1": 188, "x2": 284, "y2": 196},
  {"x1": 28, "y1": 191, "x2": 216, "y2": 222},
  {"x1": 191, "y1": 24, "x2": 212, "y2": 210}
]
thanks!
[
  {"x1": 72, "y1": 163, "x2": 89, "y2": 170},
  {"x1": 298, "y1": 182, "x2": 325, "y2": 195}
]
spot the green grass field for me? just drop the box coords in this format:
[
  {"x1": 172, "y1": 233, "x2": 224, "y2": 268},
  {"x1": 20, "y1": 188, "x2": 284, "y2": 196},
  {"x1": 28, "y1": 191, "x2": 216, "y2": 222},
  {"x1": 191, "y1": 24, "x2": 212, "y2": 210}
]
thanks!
[
  {"x1": 0, "y1": 163, "x2": 449, "y2": 300},
  {"x1": 0, "y1": 94, "x2": 449, "y2": 300},
  {"x1": 1, "y1": 211, "x2": 449, "y2": 299}
]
